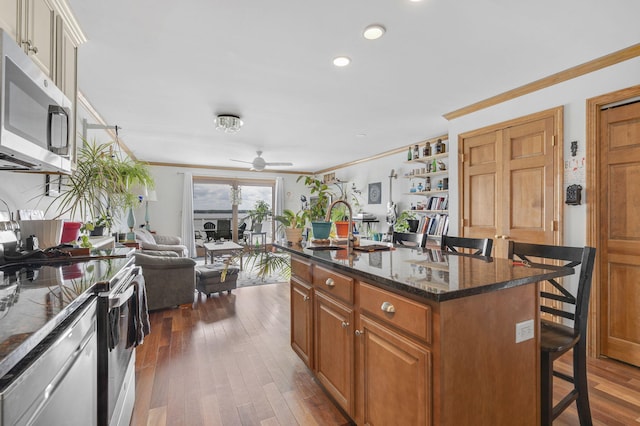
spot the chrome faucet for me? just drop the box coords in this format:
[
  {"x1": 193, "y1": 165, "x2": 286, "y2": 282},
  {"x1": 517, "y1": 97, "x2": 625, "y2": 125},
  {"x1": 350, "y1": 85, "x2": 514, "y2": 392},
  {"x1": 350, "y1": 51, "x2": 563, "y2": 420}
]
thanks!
[{"x1": 325, "y1": 199, "x2": 354, "y2": 245}]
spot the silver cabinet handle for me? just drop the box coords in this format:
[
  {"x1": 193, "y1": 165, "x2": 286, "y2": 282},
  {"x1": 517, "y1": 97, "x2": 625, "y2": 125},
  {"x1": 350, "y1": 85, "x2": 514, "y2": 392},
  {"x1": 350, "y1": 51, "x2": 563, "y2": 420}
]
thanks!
[
  {"x1": 341, "y1": 321, "x2": 349, "y2": 329},
  {"x1": 22, "y1": 40, "x2": 38, "y2": 54},
  {"x1": 303, "y1": 295, "x2": 310, "y2": 301},
  {"x1": 355, "y1": 330, "x2": 363, "y2": 336},
  {"x1": 381, "y1": 301, "x2": 396, "y2": 313},
  {"x1": 325, "y1": 278, "x2": 335, "y2": 287}
]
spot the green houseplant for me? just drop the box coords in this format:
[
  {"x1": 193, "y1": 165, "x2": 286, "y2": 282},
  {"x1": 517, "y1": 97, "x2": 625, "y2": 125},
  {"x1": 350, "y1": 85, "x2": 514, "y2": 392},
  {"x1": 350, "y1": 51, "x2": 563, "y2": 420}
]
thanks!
[
  {"x1": 47, "y1": 140, "x2": 154, "y2": 235},
  {"x1": 275, "y1": 209, "x2": 306, "y2": 244},
  {"x1": 297, "y1": 175, "x2": 334, "y2": 240},
  {"x1": 247, "y1": 200, "x2": 271, "y2": 233},
  {"x1": 394, "y1": 210, "x2": 418, "y2": 233}
]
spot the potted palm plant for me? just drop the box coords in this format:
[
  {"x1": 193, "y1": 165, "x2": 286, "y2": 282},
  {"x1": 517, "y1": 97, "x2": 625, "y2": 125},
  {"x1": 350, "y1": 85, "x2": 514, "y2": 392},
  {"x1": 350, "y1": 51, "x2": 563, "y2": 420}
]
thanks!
[
  {"x1": 46, "y1": 140, "x2": 154, "y2": 242},
  {"x1": 247, "y1": 200, "x2": 271, "y2": 233},
  {"x1": 297, "y1": 175, "x2": 334, "y2": 240}
]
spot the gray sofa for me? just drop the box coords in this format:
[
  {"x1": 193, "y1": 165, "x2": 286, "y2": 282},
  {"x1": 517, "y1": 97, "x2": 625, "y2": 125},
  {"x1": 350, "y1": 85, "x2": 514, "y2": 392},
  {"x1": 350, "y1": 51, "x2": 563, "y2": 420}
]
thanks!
[
  {"x1": 134, "y1": 228, "x2": 188, "y2": 257},
  {"x1": 133, "y1": 251, "x2": 196, "y2": 311}
]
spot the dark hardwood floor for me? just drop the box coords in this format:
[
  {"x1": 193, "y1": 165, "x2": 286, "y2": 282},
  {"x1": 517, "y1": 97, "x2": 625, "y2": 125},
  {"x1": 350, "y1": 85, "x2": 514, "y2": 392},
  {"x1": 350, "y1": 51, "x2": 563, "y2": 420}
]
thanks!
[{"x1": 131, "y1": 282, "x2": 640, "y2": 425}]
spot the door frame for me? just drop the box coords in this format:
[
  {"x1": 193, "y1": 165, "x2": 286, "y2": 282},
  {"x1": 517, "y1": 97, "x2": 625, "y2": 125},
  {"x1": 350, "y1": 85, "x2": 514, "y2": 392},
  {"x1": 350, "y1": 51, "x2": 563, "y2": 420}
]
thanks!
[{"x1": 586, "y1": 84, "x2": 640, "y2": 357}]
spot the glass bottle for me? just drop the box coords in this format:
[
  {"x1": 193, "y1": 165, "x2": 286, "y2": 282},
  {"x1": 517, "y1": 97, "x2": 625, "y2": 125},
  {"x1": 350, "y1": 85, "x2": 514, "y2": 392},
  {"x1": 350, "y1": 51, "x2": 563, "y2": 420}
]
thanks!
[
  {"x1": 435, "y1": 139, "x2": 442, "y2": 154},
  {"x1": 425, "y1": 177, "x2": 431, "y2": 191},
  {"x1": 423, "y1": 142, "x2": 431, "y2": 157},
  {"x1": 407, "y1": 147, "x2": 412, "y2": 161},
  {"x1": 413, "y1": 145, "x2": 420, "y2": 160},
  {"x1": 417, "y1": 182, "x2": 423, "y2": 192},
  {"x1": 410, "y1": 183, "x2": 416, "y2": 193}
]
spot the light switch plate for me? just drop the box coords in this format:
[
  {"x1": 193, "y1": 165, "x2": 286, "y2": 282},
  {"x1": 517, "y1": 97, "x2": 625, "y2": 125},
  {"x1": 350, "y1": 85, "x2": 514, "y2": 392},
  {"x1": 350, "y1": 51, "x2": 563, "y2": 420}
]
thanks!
[{"x1": 515, "y1": 319, "x2": 535, "y2": 343}]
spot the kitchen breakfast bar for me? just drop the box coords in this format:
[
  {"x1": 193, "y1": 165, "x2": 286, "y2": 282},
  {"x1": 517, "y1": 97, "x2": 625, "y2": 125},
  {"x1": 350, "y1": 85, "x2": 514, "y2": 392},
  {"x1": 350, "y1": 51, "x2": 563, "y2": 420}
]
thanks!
[{"x1": 274, "y1": 242, "x2": 573, "y2": 425}]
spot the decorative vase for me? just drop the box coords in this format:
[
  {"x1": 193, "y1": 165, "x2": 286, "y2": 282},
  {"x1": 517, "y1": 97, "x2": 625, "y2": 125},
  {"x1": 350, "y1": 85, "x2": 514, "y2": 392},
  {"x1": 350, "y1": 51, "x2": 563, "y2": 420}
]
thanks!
[
  {"x1": 407, "y1": 219, "x2": 420, "y2": 233},
  {"x1": 126, "y1": 207, "x2": 136, "y2": 241},
  {"x1": 311, "y1": 221, "x2": 332, "y2": 240}
]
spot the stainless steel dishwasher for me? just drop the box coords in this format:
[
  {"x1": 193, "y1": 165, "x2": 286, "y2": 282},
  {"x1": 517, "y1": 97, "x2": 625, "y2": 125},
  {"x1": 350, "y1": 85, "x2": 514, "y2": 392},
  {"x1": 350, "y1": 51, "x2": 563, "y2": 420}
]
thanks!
[{"x1": 0, "y1": 298, "x2": 97, "y2": 425}]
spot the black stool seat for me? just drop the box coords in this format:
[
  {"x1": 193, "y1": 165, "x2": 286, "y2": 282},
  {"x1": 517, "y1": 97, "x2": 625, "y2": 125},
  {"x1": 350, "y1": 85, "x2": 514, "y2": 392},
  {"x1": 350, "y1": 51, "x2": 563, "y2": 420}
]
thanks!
[{"x1": 541, "y1": 320, "x2": 580, "y2": 353}]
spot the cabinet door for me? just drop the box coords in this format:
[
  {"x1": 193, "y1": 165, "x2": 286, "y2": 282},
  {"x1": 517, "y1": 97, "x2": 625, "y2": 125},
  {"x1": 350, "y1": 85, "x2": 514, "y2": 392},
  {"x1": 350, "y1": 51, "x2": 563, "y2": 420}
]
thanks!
[
  {"x1": 290, "y1": 277, "x2": 313, "y2": 368},
  {"x1": 314, "y1": 291, "x2": 354, "y2": 416},
  {"x1": 56, "y1": 16, "x2": 77, "y2": 164},
  {"x1": 357, "y1": 315, "x2": 431, "y2": 426},
  {"x1": 25, "y1": 0, "x2": 55, "y2": 77},
  {"x1": 0, "y1": 0, "x2": 20, "y2": 40}
]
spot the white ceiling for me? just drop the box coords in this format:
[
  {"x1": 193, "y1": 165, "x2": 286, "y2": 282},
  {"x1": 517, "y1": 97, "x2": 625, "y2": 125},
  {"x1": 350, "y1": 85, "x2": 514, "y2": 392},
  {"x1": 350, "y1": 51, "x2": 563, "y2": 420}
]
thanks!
[{"x1": 68, "y1": 0, "x2": 640, "y2": 173}]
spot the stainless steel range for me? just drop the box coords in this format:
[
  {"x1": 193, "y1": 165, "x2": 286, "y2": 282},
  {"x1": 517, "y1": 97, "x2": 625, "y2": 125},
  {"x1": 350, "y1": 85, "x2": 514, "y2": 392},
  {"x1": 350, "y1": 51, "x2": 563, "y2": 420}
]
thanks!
[{"x1": 0, "y1": 245, "x2": 144, "y2": 426}]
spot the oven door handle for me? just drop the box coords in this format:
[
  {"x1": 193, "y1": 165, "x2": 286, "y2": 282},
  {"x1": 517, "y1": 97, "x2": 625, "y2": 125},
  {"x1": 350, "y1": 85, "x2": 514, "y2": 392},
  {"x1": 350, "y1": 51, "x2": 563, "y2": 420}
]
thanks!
[{"x1": 109, "y1": 285, "x2": 135, "y2": 310}]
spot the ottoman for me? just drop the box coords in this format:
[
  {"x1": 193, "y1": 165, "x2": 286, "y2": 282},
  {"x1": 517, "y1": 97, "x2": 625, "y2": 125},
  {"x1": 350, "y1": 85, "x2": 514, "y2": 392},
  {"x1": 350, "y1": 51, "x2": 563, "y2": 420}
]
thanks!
[{"x1": 195, "y1": 264, "x2": 239, "y2": 296}]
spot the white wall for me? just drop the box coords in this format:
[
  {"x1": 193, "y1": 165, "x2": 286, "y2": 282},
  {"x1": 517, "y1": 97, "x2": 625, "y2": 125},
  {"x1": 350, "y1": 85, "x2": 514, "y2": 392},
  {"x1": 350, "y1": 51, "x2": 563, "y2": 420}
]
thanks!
[
  {"x1": 446, "y1": 56, "x2": 640, "y2": 247},
  {"x1": 3, "y1": 57, "x2": 639, "y2": 249}
]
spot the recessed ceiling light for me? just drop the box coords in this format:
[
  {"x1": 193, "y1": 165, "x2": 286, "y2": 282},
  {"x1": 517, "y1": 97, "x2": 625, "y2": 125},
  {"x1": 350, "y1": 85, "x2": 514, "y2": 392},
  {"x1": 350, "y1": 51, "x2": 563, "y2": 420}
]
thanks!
[
  {"x1": 363, "y1": 24, "x2": 386, "y2": 40},
  {"x1": 333, "y1": 56, "x2": 351, "y2": 67}
]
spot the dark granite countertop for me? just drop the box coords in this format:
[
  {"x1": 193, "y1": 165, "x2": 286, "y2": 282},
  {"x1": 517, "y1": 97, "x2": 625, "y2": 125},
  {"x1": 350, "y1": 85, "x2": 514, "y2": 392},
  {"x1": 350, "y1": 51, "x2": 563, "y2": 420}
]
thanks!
[
  {"x1": 0, "y1": 248, "x2": 134, "y2": 381},
  {"x1": 274, "y1": 242, "x2": 573, "y2": 303}
]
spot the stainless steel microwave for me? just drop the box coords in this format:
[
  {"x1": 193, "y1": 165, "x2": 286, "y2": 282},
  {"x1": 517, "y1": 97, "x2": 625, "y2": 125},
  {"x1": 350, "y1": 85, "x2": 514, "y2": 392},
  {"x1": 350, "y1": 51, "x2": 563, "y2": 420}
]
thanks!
[{"x1": 0, "y1": 29, "x2": 72, "y2": 173}]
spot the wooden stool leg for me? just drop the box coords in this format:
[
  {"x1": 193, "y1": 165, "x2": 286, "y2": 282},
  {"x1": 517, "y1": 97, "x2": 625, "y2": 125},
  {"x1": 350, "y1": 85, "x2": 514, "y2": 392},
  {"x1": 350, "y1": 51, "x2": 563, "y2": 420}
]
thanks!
[
  {"x1": 574, "y1": 343, "x2": 593, "y2": 426},
  {"x1": 540, "y1": 351, "x2": 553, "y2": 426}
]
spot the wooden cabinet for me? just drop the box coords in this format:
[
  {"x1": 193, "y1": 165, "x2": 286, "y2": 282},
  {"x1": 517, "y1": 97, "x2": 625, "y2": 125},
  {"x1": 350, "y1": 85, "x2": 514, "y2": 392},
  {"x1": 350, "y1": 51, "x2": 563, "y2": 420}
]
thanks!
[
  {"x1": 0, "y1": 0, "x2": 83, "y2": 164},
  {"x1": 1, "y1": 0, "x2": 56, "y2": 77},
  {"x1": 290, "y1": 277, "x2": 313, "y2": 368},
  {"x1": 314, "y1": 290, "x2": 355, "y2": 416},
  {"x1": 290, "y1": 257, "x2": 313, "y2": 367},
  {"x1": 356, "y1": 315, "x2": 431, "y2": 426}
]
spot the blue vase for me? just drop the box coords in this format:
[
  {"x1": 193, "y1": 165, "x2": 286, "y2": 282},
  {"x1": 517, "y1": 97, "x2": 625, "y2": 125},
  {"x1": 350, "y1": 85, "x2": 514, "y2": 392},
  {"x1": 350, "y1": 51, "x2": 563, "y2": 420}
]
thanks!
[
  {"x1": 311, "y1": 221, "x2": 332, "y2": 240},
  {"x1": 126, "y1": 208, "x2": 136, "y2": 241}
]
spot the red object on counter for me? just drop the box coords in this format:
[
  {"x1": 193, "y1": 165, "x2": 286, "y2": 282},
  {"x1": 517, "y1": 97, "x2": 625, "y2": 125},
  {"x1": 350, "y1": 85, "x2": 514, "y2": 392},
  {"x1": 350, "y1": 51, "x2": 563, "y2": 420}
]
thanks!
[{"x1": 61, "y1": 221, "x2": 82, "y2": 244}]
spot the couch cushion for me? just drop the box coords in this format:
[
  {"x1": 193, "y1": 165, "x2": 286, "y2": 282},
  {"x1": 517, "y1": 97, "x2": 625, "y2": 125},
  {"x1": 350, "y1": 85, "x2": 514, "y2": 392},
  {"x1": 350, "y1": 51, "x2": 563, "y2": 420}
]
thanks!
[{"x1": 134, "y1": 229, "x2": 156, "y2": 245}]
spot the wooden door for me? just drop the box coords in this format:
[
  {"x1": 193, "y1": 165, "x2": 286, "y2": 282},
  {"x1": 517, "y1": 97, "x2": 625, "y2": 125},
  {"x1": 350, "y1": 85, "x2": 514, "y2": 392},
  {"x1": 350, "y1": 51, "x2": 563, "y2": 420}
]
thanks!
[
  {"x1": 599, "y1": 101, "x2": 640, "y2": 366},
  {"x1": 356, "y1": 315, "x2": 431, "y2": 426},
  {"x1": 461, "y1": 109, "x2": 561, "y2": 257},
  {"x1": 314, "y1": 291, "x2": 354, "y2": 416},
  {"x1": 290, "y1": 278, "x2": 313, "y2": 368}
]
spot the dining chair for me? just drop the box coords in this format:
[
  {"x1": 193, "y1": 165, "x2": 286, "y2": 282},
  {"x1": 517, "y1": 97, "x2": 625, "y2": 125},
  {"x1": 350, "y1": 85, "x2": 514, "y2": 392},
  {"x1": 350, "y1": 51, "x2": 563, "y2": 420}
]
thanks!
[
  {"x1": 507, "y1": 241, "x2": 596, "y2": 426},
  {"x1": 440, "y1": 235, "x2": 493, "y2": 256},
  {"x1": 203, "y1": 221, "x2": 216, "y2": 241},
  {"x1": 392, "y1": 232, "x2": 427, "y2": 248}
]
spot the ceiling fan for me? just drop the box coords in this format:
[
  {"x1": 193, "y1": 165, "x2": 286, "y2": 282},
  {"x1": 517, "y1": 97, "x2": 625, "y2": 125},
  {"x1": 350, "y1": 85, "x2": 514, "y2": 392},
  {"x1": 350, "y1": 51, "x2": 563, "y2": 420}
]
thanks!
[{"x1": 230, "y1": 151, "x2": 293, "y2": 171}]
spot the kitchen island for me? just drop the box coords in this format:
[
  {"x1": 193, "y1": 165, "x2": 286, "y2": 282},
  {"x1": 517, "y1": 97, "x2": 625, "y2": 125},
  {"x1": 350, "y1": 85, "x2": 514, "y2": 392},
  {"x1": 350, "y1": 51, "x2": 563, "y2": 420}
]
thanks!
[{"x1": 275, "y1": 242, "x2": 573, "y2": 425}]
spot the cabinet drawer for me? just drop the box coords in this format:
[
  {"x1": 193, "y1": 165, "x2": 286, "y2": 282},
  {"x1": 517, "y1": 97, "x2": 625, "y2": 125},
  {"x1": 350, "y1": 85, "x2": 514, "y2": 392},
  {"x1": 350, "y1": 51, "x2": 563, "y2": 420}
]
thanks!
[
  {"x1": 291, "y1": 256, "x2": 312, "y2": 282},
  {"x1": 313, "y1": 265, "x2": 354, "y2": 305},
  {"x1": 359, "y1": 282, "x2": 431, "y2": 343}
]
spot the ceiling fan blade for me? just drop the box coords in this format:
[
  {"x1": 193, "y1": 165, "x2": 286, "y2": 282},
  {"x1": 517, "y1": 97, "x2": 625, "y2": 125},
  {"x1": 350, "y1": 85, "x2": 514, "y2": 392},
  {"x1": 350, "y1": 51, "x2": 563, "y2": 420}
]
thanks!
[
  {"x1": 230, "y1": 159, "x2": 253, "y2": 164},
  {"x1": 264, "y1": 162, "x2": 293, "y2": 167}
]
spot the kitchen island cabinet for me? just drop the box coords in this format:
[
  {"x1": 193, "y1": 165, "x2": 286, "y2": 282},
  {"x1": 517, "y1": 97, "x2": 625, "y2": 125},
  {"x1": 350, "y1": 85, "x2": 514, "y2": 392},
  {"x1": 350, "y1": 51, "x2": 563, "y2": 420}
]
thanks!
[{"x1": 275, "y1": 243, "x2": 573, "y2": 425}]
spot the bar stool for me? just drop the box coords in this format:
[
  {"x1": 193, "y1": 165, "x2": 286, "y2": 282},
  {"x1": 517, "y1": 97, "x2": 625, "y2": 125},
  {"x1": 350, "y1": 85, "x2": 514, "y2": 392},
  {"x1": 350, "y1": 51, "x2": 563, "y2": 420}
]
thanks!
[
  {"x1": 508, "y1": 241, "x2": 596, "y2": 426},
  {"x1": 440, "y1": 235, "x2": 493, "y2": 256}
]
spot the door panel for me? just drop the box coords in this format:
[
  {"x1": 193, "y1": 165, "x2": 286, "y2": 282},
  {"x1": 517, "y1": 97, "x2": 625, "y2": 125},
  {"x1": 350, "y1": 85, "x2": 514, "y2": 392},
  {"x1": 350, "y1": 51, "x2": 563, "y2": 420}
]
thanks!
[
  {"x1": 463, "y1": 131, "x2": 499, "y2": 242},
  {"x1": 461, "y1": 110, "x2": 560, "y2": 257},
  {"x1": 600, "y1": 102, "x2": 640, "y2": 366}
]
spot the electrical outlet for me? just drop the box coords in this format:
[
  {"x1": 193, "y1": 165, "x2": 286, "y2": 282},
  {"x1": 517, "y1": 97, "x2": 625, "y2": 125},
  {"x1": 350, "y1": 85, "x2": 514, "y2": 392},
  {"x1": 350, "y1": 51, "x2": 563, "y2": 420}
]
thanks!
[{"x1": 515, "y1": 319, "x2": 535, "y2": 343}]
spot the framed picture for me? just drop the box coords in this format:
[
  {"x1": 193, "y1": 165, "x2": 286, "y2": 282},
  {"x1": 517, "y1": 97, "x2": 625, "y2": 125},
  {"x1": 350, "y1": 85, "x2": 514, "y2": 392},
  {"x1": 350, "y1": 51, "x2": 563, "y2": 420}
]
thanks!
[
  {"x1": 45, "y1": 174, "x2": 62, "y2": 197},
  {"x1": 368, "y1": 182, "x2": 382, "y2": 204}
]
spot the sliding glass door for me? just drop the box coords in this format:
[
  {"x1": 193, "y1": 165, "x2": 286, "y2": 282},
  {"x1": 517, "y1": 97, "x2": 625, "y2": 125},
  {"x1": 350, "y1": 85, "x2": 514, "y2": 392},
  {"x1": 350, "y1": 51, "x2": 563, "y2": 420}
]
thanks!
[{"x1": 193, "y1": 177, "x2": 275, "y2": 244}]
